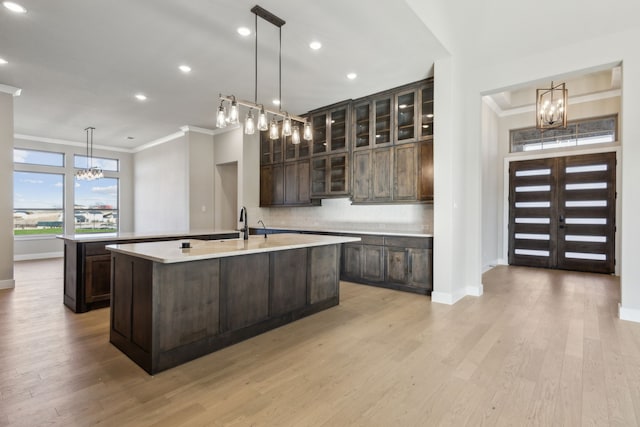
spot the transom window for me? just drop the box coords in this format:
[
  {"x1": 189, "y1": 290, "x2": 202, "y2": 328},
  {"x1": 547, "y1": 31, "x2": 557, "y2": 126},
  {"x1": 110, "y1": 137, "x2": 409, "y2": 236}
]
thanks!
[{"x1": 510, "y1": 115, "x2": 617, "y2": 153}]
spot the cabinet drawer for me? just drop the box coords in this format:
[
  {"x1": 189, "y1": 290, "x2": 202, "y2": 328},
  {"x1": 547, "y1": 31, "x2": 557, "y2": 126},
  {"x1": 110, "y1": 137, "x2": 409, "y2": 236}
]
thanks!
[
  {"x1": 384, "y1": 236, "x2": 431, "y2": 249},
  {"x1": 84, "y1": 242, "x2": 111, "y2": 256},
  {"x1": 358, "y1": 235, "x2": 384, "y2": 245}
]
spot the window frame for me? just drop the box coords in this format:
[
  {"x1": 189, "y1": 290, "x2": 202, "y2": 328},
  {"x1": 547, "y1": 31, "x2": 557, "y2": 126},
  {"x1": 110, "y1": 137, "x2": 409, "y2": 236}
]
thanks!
[{"x1": 510, "y1": 114, "x2": 618, "y2": 153}]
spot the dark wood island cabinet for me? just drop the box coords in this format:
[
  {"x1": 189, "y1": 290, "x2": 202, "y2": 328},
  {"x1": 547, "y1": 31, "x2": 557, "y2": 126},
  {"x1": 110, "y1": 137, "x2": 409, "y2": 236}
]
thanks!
[
  {"x1": 106, "y1": 234, "x2": 359, "y2": 374},
  {"x1": 58, "y1": 230, "x2": 239, "y2": 313}
]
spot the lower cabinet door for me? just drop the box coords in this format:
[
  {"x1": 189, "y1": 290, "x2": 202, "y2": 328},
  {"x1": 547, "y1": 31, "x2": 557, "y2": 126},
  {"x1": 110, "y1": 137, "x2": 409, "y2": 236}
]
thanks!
[
  {"x1": 341, "y1": 243, "x2": 362, "y2": 279},
  {"x1": 386, "y1": 247, "x2": 409, "y2": 284},
  {"x1": 408, "y1": 248, "x2": 432, "y2": 291},
  {"x1": 85, "y1": 254, "x2": 112, "y2": 303},
  {"x1": 362, "y1": 245, "x2": 384, "y2": 282}
]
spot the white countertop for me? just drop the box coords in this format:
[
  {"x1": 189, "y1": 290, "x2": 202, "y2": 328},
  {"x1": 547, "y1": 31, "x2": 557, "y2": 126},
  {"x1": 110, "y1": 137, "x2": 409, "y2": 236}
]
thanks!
[
  {"x1": 57, "y1": 229, "x2": 239, "y2": 243},
  {"x1": 106, "y1": 233, "x2": 361, "y2": 264},
  {"x1": 250, "y1": 224, "x2": 432, "y2": 238}
]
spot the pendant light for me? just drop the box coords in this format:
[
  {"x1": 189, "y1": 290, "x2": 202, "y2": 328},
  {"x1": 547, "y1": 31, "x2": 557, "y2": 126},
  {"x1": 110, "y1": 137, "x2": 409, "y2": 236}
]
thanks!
[
  {"x1": 536, "y1": 81, "x2": 567, "y2": 130},
  {"x1": 216, "y1": 5, "x2": 312, "y2": 142},
  {"x1": 75, "y1": 127, "x2": 103, "y2": 181}
]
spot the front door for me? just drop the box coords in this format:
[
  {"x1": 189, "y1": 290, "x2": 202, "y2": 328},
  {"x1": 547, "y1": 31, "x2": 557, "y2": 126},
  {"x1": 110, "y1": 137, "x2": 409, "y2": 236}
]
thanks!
[{"x1": 508, "y1": 152, "x2": 616, "y2": 274}]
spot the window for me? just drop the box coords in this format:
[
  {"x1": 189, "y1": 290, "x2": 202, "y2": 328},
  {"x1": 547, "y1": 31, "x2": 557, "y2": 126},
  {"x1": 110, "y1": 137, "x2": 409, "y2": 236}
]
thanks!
[
  {"x1": 13, "y1": 171, "x2": 64, "y2": 236},
  {"x1": 74, "y1": 177, "x2": 118, "y2": 233},
  {"x1": 14, "y1": 148, "x2": 64, "y2": 167},
  {"x1": 74, "y1": 155, "x2": 119, "y2": 172},
  {"x1": 510, "y1": 115, "x2": 617, "y2": 153}
]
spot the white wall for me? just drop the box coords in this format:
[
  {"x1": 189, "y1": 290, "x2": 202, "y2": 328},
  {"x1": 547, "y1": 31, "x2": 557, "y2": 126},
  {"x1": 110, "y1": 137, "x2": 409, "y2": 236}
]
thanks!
[
  {"x1": 134, "y1": 135, "x2": 189, "y2": 233},
  {"x1": 0, "y1": 90, "x2": 15, "y2": 289},
  {"x1": 407, "y1": 0, "x2": 640, "y2": 320},
  {"x1": 481, "y1": 99, "x2": 500, "y2": 271},
  {"x1": 188, "y1": 131, "x2": 215, "y2": 230}
]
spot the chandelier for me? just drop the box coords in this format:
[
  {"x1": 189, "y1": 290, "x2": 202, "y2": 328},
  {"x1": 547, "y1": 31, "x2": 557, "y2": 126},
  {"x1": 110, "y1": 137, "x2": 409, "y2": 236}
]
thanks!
[
  {"x1": 536, "y1": 81, "x2": 567, "y2": 130},
  {"x1": 75, "y1": 127, "x2": 103, "y2": 181},
  {"x1": 216, "y1": 5, "x2": 312, "y2": 144}
]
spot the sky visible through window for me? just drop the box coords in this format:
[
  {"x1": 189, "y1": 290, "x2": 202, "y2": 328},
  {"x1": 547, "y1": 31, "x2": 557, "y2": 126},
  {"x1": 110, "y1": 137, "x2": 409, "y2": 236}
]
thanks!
[{"x1": 14, "y1": 173, "x2": 118, "y2": 209}]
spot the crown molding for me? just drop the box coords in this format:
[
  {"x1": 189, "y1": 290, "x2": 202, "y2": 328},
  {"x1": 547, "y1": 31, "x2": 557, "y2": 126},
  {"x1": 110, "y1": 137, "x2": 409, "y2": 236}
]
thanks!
[
  {"x1": 0, "y1": 84, "x2": 21, "y2": 96},
  {"x1": 14, "y1": 134, "x2": 134, "y2": 153}
]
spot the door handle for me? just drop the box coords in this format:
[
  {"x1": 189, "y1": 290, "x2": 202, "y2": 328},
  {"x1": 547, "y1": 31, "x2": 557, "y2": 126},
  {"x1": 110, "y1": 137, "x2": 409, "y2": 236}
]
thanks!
[{"x1": 559, "y1": 215, "x2": 565, "y2": 229}]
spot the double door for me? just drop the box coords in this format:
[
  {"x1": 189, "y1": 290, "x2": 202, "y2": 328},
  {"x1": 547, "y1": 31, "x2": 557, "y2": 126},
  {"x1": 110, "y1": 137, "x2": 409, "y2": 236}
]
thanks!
[{"x1": 508, "y1": 152, "x2": 616, "y2": 273}]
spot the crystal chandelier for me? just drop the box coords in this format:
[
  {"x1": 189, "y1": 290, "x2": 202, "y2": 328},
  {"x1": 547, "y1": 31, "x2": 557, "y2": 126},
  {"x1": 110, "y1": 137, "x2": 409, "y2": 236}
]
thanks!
[
  {"x1": 75, "y1": 127, "x2": 103, "y2": 181},
  {"x1": 536, "y1": 81, "x2": 567, "y2": 130},
  {"x1": 216, "y1": 5, "x2": 311, "y2": 144}
]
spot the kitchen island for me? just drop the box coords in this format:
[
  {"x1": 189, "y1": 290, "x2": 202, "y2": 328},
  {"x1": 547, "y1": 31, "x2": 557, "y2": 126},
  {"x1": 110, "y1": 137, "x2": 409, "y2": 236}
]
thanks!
[
  {"x1": 106, "y1": 233, "x2": 360, "y2": 374},
  {"x1": 58, "y1": 230, "x2": 238, "y2": 313}
]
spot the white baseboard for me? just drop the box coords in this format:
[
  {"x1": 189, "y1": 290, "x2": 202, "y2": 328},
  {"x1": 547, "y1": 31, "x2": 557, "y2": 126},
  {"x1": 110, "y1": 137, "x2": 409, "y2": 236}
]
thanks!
[
  {"x1": 14, "y1": 252, "x2": 63, "y2": 262},
  {"x1": 619, "y1": 303, "x2": 640, "y2": 323},
  {"x1": 0, "y1": 279, "x2": 15, "y2": 289},
  {"x1": 466, "y1": 284, "x2": 484, "y2": 297},
  {"x1": 431, "y1": 288, "x2": 467, "y2": 305},
  {"x1": 482, "y1": 259, "x2": 507, "y2": 273}
]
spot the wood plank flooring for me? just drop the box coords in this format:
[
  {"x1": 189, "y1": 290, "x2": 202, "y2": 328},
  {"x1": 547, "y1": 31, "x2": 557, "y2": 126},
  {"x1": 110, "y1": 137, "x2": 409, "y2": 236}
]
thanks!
[{"x1": 1, "y1": 259, "x2": 639, "y2": 426}]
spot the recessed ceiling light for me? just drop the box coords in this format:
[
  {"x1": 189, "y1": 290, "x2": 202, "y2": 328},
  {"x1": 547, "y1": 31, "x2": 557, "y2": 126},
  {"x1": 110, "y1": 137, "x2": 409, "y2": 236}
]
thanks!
[
  {"x1": 135, "y1": 93, "x2": 147, "y2": 101},
  {"x1": 3, "y1": 1, "x2": 26, "y2": 13},
  {"x1": 272, "y1": 99, "x2": 280, "y2": 106},
  {"x1": 0, "y1": 58, "x2": 8, "y2": 65},
  {"x1": 309, "y1": 41, "x2": 322, "y2": 50},
  {"x1": 179, "y1": 65, "x2": 191, "y2": 73},
  {"x1": 346, "y1": 72, "x2": 357, "y2": 80},
  {"x1": 237, "y1": 27, "x2": 251, "y2": 37}
]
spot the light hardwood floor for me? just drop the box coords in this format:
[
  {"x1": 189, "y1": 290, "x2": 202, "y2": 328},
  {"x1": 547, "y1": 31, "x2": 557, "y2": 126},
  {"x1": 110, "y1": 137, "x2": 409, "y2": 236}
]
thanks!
[{"x1": 1, "y1": 259, "x2": 639, "y2": 426}]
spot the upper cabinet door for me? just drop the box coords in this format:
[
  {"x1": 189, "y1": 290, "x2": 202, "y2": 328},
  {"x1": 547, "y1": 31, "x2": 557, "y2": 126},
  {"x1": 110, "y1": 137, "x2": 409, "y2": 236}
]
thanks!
[
  {"x1": 312, "y1": 113, "x2": 328, "y2": 155},
  {"x1": 329, "y1": 106, "x2": 348, "y2": 152},
  {"x1": 419, "y1": 83, "x2": 434, "y2": 141},
  {"x1": 353, "y1": 101, "x2": 372, "y2": 150},
  {"x1": 395, "y1": 89, "x2": 418, "y2": 144},
  {"x1": 374, "y1": 96, "x2": 393, "y2": 147}
]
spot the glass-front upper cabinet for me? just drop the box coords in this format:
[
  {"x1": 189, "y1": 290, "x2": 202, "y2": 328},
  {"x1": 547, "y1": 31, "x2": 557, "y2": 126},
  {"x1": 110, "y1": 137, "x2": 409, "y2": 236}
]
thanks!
[
  {"x1": 329, "y1": 107, "x2": 348, "y2": 152},
  {"x1": 312, "y1": 113, "x2": 327, "y2": 155},
  {"x1": 395, "y1": 89, "x2": 417, "y2": 144},
  {"x1": 375, "y1": 97, "x2": 393, "y2": 147},
  {"x1": 420, "y1": 83, "x2": 434, "y2": 140},
  {"x1": 284, "y1": 133, "x2": 296, "y2": 161},
  {"x1": 260, "y1": 132, "x2": 272, "y2": 165},
  {"x1": 353, "y1": 101, "x2": 371, "y2": 150}
]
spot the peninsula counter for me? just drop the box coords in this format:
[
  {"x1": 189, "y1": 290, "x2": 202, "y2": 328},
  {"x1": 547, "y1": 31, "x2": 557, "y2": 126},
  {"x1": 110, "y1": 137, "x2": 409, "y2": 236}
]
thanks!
[
  {"x1": 58, "y1": 230, "x2": 238, "y2": 313},
  {"x1": 106, "y1": 233, "x2": 360, "y2": 374}
]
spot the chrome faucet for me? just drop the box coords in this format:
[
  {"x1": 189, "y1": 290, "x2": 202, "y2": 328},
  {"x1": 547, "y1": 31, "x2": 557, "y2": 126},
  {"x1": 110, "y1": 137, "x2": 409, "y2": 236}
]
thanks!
[
  {"x1": 258, "y1": 219, "x2": 267, "y2": 239},
  {"x1": 239, "y1": 206, "x2": 248, "y2": 240}
]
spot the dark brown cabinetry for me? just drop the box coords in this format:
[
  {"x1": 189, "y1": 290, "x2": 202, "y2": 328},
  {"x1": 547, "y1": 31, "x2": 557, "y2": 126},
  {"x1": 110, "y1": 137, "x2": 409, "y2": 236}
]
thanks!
[
  {"x1": 258, "y1": 78, "x2": 433, "y2": 204},
  {"x1": 110, "y1": 242, "x2": 342, "y2": 374},
  {"x1": 311, "y1": 154, "x2": 349, "y2": 197},
  {"x1": 260, "y1": 126, "x2": 318, "y2": 207},
  {"x1": 340, "y1": 233, "x2": 432, "y2": 294},
  {"x1": 62, "y1": 231, "x2": 239, "y2": 313},
  {"x1": 385, "y1": 237, "x2": 432, "y2": 291},
  {"x1": 351, "y1": 79, "x2": 434, "y2": 204},
  {"x1": 309, "y1": 102, "x2": 351, "y2": 198}
]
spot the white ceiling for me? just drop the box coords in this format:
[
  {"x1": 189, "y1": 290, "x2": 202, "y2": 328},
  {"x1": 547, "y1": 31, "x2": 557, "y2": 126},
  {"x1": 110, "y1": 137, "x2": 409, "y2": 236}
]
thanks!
[{"x1": 0, "y1": 0, "x2": 447, "y2": 150}]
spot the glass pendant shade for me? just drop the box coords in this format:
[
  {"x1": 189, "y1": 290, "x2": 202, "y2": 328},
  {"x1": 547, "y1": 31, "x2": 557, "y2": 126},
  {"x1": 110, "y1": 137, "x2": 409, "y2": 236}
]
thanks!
[
  {"x1": 244, "y1": 110, "x2": 256, "y2": 135},
  {"x1": 258, "y1": 107, "x2": 268, "y2": 131},
  {"x1": 229, "y1": 98, "x2": 239, "y2": 125},
  {"x1": 291, "y1": 125, "x2": 300, "y2": 145},
  {"x1": 303, "y1": 121, "x2": 312, "y2": 140},
  {"x1": 216, "y1": 104, "x2": 227, "y2": 128},
  {"x1": 282, "y1": 113, "x2": 292, "y2": 137},
  {"x1": 269, "y1": 118, "x2": 279, "y2": 140}
]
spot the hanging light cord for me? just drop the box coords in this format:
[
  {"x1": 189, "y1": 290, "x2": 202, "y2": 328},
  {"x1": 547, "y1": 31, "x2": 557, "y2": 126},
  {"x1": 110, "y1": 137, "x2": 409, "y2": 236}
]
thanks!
[
  {"x1": 254, "y1": 12, "x2": 258, "y2": 105},
  {"x1": 278, "y1": 25, "x2": 282, "y2": 112}
]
